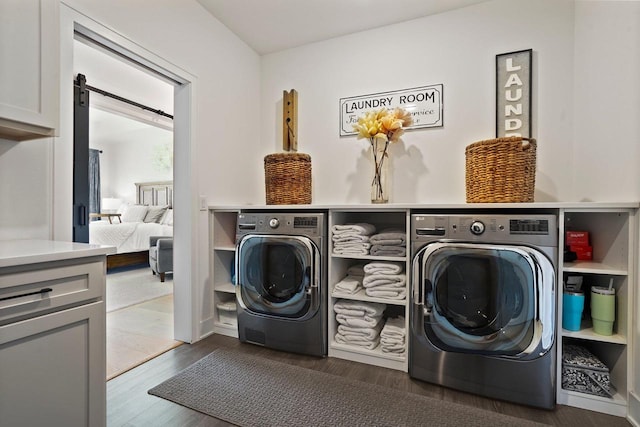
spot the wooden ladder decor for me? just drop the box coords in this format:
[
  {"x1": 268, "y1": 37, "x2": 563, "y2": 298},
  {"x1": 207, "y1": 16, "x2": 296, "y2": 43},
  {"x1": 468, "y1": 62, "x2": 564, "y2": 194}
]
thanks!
[{"x1": 283, "y1": 89, "x2": 298, "y2": 151}]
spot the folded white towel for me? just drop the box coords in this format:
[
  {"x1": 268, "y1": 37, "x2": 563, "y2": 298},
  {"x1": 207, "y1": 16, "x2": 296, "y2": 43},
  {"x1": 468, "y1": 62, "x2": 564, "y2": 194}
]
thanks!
[
  {"x1": 381, "y1": 336, "x2": 405, "y2": 346},
  {"x1": 334, "y1": 300, "x2": 385, "y2": 326},
  {"x1": 332, "y1": 233, "x2": 371, "y2": 242},
  {"x1": 370, "y1": 245, "x2": 407, "y2": 257},
  {"x1": 363, "y1": 262, "x2": 403, "y2": 275},
  {"x1": 381, "y1": 344, "x2": 405, "y2": 354},
  {"x1": 365, "y1": 289, "x2": 407, "y2": 300},
  {"x1": 362, "y1": 274, "x2": 406, "y2": 288},
  {"x1": 336, "y1": 313, "x2": 384, "y2": 328},
  {"x1": 334, "y1": 300, "x2": 386, "y2": 317},
  {"x1": 335, "y1": 333, "x2": 380, "y2": 350},
  {"x1": 333, "y1": 246, "x2": 370, "y2": 256},
  {"x1": 333, "y1": 276, "x2": 362, "y2": 295},
  {"x1": 370, "y1": 230, "x2": 406, "y2": 246},
  {"x1": 381, "y1": 316, "x2": 406, "y2": 338},
  {"x1": 331, "y1": 223, "x2": 376, "y2": 236},
  {"x1": 337, "y1": 322, "x2": 383, "y2": 341}
]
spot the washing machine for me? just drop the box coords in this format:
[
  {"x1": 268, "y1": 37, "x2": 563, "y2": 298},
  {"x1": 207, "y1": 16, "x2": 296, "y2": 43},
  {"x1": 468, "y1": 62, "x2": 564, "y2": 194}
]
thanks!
[
  {"x1": 410, "y1": 213, "x2": 557, "y2": 409},
  {"x1": 235, "y1": 212, "x2": 327, "y2": 356}
]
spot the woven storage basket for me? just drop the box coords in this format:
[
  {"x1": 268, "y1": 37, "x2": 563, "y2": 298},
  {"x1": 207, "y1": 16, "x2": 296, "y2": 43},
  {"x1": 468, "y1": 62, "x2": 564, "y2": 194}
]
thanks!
[
  {"x1": 465, "y1": 136, "x2": 536, "y2": 203},
  {"x1": 264, "y1": 153, "x2": 312, "y2": 205}
]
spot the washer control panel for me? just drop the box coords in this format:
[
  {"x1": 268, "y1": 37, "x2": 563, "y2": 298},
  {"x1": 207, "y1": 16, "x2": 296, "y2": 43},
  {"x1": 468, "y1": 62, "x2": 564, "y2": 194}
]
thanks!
[
  {"x1": 411, "y1": 214, "x2": 557, "y2": 247},
  {"x1": 470, "y1": 220, "x2": 485, "y2": 235},
  {"x1": 236, "y1": 212, "x2": 325, "y2": 238}
]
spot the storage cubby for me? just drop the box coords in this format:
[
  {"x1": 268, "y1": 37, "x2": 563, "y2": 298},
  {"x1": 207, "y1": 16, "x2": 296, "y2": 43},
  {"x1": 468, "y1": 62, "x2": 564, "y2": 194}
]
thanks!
[
  {"x1": 328, "y1": 208, "x2": 410, "y2": 371},
  {"x1": 210, "y1": 209, "x2": 240, "y2": 338},
  {"x1": 557, "y1": 208, "x2": 636, "y2": 417}
]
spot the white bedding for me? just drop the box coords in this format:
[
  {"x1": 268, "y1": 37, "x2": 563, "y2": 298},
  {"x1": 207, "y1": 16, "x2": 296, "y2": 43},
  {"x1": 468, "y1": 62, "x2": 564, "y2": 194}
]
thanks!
[{"x1": 89, "y1": 220, "x2": 173, "y2": 254}]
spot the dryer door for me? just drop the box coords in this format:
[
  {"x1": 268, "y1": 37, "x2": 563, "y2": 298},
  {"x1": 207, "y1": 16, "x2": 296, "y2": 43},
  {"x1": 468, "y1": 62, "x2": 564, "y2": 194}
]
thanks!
[
  {"x1": 236, "y1": 234, "x2": 320, "y2": 320},
  {"x1": 412, "y1": 242, "x2": 555, "y2": 358}
]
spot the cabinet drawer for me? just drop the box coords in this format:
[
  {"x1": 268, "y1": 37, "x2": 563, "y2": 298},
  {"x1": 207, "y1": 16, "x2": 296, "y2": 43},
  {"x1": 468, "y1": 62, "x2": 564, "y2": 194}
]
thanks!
[{"x1": 0, "y1": 260, "x2": 104, "y2": 324}]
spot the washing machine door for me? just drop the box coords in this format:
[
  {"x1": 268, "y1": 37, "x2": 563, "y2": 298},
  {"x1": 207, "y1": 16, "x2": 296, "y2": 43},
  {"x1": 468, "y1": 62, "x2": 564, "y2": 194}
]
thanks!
[
  {"x1": 412, "y1": 242, "x2": 555, "y2": 358},
  {"x1": 236, "y1": 234, "x2": 320, "y2": 320}
]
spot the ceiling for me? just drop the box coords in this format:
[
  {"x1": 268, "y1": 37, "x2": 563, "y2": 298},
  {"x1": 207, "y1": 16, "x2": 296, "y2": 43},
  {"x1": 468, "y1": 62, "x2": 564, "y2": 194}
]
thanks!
[{"x1": 197, "y1": 0, "x2": 491, "y2": 55}]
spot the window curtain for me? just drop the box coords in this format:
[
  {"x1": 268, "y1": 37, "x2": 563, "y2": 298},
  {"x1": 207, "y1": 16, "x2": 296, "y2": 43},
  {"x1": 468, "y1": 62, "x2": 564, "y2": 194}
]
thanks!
[{"x1": 89, "y1": 149, "x2": 101, "y2": 215}]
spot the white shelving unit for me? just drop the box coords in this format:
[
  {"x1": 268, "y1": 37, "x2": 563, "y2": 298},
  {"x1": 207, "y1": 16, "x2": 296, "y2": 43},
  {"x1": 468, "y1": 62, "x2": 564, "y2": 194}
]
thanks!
[
  {"x1": 209, "y1": 203, "x2": 639, "y2": 419},
  {"x1": 556, "y1": 208, "x2": 637, "y2": 417},
  {"x1": 328, "y1": 208, "x2": 410, "y2": 372},
  {"x1": 209, "y1": 209, "x2": 240, "y2": 337}
]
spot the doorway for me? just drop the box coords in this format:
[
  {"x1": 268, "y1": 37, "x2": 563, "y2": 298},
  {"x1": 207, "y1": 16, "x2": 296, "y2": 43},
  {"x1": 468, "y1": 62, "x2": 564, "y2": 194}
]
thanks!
[
  {"x1": 59, "y1": 6, "x2": 197, "y2": 348},
  {"x1": 72, "y1": 35, "x2": 182, "y2": 378}
]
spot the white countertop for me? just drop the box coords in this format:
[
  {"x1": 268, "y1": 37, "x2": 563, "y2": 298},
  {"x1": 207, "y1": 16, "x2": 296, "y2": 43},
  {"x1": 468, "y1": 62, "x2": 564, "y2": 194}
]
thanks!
[
  {"x1": 209, "y1": 201, "x2": 640, "y2": 211},
  {"x1": 0, "y1": 240, "x2": 116, "y2": 268}
]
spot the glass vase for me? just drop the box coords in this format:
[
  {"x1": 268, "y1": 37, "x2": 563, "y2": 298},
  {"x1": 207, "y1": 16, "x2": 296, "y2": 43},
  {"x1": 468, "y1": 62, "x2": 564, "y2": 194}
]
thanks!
[{"x1": 370, "y1": 141, "x2": 389, "y2": 204}]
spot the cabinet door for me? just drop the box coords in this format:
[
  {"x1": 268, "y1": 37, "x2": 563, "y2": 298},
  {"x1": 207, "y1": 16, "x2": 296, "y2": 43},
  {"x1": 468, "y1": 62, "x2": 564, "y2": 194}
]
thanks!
[
  {"x1": 0, "y1": 0, "x2": 59, "y2": 140},
  {"x1": 0, "y1": 302, "x2": 106, "y2": 427}
]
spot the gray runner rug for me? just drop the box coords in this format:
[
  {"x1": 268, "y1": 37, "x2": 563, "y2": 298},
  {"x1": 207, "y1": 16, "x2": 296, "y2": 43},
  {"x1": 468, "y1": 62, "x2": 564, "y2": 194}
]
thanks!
[{"x1": 148, "y1": 348, "x2": 547, "y2": 427}]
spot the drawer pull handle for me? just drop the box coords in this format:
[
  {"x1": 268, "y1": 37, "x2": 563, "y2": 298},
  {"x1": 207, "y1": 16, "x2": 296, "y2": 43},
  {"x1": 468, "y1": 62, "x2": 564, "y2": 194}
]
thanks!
[{"x1": 0, "y1": 288, "x2": 53, "y2": 302}]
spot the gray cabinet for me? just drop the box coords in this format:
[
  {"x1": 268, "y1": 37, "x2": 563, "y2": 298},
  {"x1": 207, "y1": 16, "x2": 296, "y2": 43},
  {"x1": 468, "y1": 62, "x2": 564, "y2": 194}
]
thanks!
[
  {"x1": 0, "y1": 0, "x2": 59, "y2": 140},
  {"x1": 0, "y1": 257, "x2": 107, "y2": 427}
]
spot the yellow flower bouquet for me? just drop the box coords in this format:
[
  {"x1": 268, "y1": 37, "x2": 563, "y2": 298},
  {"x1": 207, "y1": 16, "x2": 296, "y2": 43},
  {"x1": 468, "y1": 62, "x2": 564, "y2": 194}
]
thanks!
[{"x1": 352, "y1": 107, "x2": 413, "y2": 203}]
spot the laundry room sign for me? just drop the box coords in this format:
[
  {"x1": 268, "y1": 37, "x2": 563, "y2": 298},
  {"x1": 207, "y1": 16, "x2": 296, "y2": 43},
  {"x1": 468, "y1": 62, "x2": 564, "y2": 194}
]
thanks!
[
  {"x1": 496, "y1": 49, "x2": 532, "y2": 138},
  {"x1": 339, "y1": 84, "x2": 444, "y2": 137}
]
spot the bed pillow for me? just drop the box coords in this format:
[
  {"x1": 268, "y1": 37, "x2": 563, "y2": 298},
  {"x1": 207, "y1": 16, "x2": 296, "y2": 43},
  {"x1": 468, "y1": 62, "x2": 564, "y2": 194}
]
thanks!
[
  {"x1": 160, "y1": 208, "x2": 173, "y2": 226},
  {"x1": 144, "y1": 206, "x2": 168, "y2": 223},
  {"x1": 121, "y1": 204, "x2": 149, "y2": 222}
]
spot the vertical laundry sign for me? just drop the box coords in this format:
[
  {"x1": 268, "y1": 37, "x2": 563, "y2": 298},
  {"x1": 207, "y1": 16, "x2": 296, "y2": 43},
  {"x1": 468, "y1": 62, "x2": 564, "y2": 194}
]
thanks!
[
  {"x1": 339, "y1": 84, "x2": 443, "y2": 136},
  {"x1": 496, "y1": 49, "x2": 532, "y2": 138}
]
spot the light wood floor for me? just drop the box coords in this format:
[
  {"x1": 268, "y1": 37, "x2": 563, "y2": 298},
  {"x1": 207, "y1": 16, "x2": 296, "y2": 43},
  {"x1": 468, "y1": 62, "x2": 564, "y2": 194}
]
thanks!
[
  {"x1": 107, "y1": 294, "x2": 182, "y2": 380},
  {"x1": 107, "y1": 334, "x2": 632, "y2": 427}
]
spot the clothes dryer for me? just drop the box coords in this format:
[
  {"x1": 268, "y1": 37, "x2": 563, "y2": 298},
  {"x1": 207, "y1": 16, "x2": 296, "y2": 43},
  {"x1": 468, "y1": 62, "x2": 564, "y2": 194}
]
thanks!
[
  {"x1": 235, "y1": 212, "x2": 327, "y2": 356},
  {"x1": 410, "y1": 214, "x2": 557, "y2": 409}
]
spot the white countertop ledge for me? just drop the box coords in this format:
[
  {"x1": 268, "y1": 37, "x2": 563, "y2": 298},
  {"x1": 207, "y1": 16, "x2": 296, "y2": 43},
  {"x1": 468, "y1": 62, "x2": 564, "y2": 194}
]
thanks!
[
  {"x1": 209, "y1": 201, "x2": 640, "y2": 211},
  {"x1": 0, "y1": 240, "x2": 116, "y2": 268}
]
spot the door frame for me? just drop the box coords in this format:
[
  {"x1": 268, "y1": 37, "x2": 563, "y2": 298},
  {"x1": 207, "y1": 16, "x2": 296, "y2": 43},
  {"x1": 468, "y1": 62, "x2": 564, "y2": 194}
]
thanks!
[{"x1": 56, "y1": 5, "x2": 199, "y2": 343}]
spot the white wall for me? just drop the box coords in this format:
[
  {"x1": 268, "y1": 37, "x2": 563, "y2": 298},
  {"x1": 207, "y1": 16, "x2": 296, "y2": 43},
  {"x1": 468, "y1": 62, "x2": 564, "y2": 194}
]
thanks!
[
  {"x1": 0, "y1": 138, "x2": 51, "y2": 239},
  {"x1": 261, "y1": 0, "x2": 639, "y2": 204},
  {"x1": 57, "y1": 0, "x2": 261, "y2": 341},
  {"x1": 572, "y1": 1, "x2": 640, "y2": 202},
  {"x1": 90, "y1": 113, "x2": 173, "y2": 204}
]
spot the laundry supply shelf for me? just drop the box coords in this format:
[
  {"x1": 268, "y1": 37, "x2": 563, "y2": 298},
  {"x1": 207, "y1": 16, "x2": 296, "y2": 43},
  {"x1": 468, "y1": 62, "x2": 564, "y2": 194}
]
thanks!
[{"x1": 563, "y1": 261, "x2": 627, "y2": 276}]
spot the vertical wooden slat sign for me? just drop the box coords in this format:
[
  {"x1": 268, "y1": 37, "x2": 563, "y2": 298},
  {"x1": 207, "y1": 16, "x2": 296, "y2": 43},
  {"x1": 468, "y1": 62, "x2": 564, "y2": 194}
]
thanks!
[
  {"x1": 283, "y1": 89, "x2": 298, "y2": 152},
  {"x1": 264, "y1": 89, "x2": 312, "y2": 205}
]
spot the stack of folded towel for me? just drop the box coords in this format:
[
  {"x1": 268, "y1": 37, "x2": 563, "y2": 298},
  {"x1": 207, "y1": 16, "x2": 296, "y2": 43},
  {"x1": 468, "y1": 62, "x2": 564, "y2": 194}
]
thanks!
[
  {"x1": 362, "y1": 262, "x2": 406, "y2": 300},
  {"x1": 332, "y1": 223, "x2": 376, "y2": 256},
  {"x1": 369, "y1": 229, "x2": 407, "y2": 257},
  {"x1": 333, "y1": 264, "x2": 365, "y2": 295},
  {"x1": 380, "y1": 316, "x2": 406, "y2": 354},
  {"x1": 334, "y1": 299, "x2": 386, "y2": 350}
]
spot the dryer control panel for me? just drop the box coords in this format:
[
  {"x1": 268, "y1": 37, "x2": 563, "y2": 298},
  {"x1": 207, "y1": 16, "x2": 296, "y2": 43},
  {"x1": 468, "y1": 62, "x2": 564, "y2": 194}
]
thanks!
[{"x1": 236, "y1": 212, "x2": 325, "y2": 238}]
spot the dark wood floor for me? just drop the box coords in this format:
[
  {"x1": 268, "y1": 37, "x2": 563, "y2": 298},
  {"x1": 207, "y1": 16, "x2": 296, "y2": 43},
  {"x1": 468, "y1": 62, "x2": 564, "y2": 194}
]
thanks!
[{"x1": 107, "y1": 334, "x2": 631, "y2": 427}]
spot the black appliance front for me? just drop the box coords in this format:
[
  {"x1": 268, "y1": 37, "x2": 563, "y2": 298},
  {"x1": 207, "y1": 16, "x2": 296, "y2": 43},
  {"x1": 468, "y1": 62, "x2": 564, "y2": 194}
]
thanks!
[
  {"x1": 236, "y1": 234, "x2": 326, "y2": 356},
  {"x1": 410, "y1": 242, "x2": 556, "y2": 409}
]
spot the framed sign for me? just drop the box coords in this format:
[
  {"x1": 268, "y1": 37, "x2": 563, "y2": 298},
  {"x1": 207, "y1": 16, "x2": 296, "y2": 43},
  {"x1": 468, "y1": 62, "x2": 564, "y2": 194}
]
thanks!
[
  {"x1": 496, "y1": 49, "x2": 532, "y2": 138},
  {"x1": 340, "y1": 84, "x2": 443, "y2": 137}
]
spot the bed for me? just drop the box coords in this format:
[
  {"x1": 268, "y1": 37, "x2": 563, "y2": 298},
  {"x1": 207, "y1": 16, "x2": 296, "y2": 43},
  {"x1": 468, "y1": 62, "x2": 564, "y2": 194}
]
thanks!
[{"x1": 90, "y1": 181, "x2": 173, "y2": 270}]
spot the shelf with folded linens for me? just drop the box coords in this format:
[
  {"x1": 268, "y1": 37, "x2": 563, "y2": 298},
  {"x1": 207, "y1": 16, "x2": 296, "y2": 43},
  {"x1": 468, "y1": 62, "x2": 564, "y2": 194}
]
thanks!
[{"x1": 327, "y1": 209, "x2": 410, "y2": 371}]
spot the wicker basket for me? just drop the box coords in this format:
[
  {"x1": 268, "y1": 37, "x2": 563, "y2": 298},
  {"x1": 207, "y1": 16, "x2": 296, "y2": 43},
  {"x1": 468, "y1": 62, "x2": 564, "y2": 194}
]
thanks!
[
  {"x1": 465, "y1": 136, "x2": 536, "y2": 203},
  {"x1": 264, "y1": 153, "x2": 312, "y2": 205}
]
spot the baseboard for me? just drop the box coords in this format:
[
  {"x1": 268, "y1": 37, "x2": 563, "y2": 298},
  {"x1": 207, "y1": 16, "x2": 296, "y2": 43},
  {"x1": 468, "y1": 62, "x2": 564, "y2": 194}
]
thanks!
[{"x1": 629, "y1": 391, "x2": 640, "y2": 426}]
